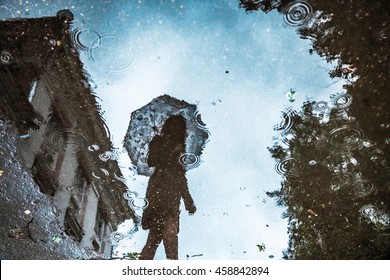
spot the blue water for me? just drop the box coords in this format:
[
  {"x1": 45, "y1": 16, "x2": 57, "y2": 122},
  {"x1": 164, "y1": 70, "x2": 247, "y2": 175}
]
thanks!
[{"x1": 0, "y1": 0, "x2": 347, "y2": 259}]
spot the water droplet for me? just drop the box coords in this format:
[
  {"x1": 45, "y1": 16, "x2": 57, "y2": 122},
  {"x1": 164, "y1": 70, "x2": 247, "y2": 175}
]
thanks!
[
  {"x1": 275, "y1": 158, "x2": 304, "y2": 176},
  {"x1": 362, "y1": 141, "x2": 373, "y2": 148},
  {"x1": 47, "y1": 129, "x2": 90, "y2": 155},
  {"x1": 1, "y1": 50, "x2": 14, "y2": 65},
  {"x1": 123, "y1": 190, "x2": 139, "y2": 200},
  {"x1": 361, "y1": 205, "x2": 379, "y2": 217},
  {"x1": 87, "y1": 33, "x2": 138, "y2": 74},
  {"x1": 49, "y1": 39, "x2": 57, "y2": 46},
  {"x1": 283, "y1": 1, "x2": 313, "y2": 27},
  {"x1": 108, "y1": 232, "x2": 124, "y2": 244},
  {"x1": 99, "y1": 151, "x2": 116, "y2": 161},
  {"x1": 179, "y1": 152, "x2": 201, "y2": 169},
  {"x1": 88, "y1": 144, "x2": 100, "y2": 151},
  {"x1": 313, "y1": 101, "x2": 328, "y2": 111},
  {"x1": 360, "y1": 205, "x2": 390, "y2": 230},
  {"x1": 332, "y1": 93, "x2": 353, "y2": 109},
  {"x1": 195, "y1": 112, "x2": 207, "y2": 129},
  {"x1": 353, "y1": 181, "x2": 376, "y2": 197},
  {"x1": 128, "y1": 197, "x2": 148, "y2": 210},
  {"x1": 327, "y1": 125, "x2": 364, "y2": 150},
  {"x1": 274, "y1": 108, "x2": 295, "y2": 133},
  {"x1": 70, "y1": 27, "x2": 102, "y2": 51},
  {"x1": 92, "y1": 168, "x2": 109, "y2": 179},
  {"x1": 330, "y1": 184, "x2": 341, "y2": 191}
]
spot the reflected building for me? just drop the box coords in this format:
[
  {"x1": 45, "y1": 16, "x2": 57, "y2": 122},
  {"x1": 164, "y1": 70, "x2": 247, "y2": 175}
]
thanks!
[{"x1": 0, "y1": 11, "x2": 135, "y2": 258}]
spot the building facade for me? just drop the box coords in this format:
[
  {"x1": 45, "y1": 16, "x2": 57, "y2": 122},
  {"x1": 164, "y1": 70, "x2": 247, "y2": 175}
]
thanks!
[{"x1": 0, "y1": 10, "x2": 135, "y2": 258}]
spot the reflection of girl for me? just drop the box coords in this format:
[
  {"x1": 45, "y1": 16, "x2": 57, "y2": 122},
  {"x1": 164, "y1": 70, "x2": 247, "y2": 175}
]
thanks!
[{"x1": 139, "y1": 115, "x2": 196, "y2": 260}]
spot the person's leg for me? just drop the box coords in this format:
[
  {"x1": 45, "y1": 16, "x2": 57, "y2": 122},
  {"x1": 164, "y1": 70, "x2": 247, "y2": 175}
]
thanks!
[
  {"x1": 162, "y1": 215, "x2": 179, "y2": 260},
  {"x1": 139, "y1": 229, "x2": 163, "y2": 260}
]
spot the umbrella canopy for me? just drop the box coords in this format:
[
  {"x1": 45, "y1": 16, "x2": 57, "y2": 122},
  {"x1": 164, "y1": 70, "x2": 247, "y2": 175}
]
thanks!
[{"x1": 123, "y1": 94, "x2": 209, "y2": 176}]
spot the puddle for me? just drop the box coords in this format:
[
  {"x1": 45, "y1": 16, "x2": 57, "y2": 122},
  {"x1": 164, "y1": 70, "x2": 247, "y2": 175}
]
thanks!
[{"x1": 1, "y1": 0, "x2": 389, "y2": 260}]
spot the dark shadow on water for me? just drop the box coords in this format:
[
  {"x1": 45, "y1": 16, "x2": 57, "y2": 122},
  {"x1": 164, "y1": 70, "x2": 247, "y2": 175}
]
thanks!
[
  {"x1": 123, "y1": 94, "x2": 208, "y2": 259},
  {"x1": 139, "y1": 115, "x2": 197, "y2": 260},
  {"x1": 242, "y1": 0, "x2": 390, "y2": 259},
  {"x1": 268, "y1": 98, "x2": 390, "y2": 259}
]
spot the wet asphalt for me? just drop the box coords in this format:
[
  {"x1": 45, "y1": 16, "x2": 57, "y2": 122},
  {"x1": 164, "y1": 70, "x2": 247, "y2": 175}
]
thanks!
[{"x1": 0, "y1": 120, "x2": 94, "y2": 259}]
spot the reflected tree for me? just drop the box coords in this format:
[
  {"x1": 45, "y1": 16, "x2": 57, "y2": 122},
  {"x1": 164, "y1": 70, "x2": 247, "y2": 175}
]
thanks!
[
  {"x1": 268, "y1": 98, "x2": 390, "y2": 259},
  {"x1": 239, "y1": 0, "x2": 390, "y2": 147},
  {"x1": 240, "y1": 0, "x2": 390, "y2": 259}
]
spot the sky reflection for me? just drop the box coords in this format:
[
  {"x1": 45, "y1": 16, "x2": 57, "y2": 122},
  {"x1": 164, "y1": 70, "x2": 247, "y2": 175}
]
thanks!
[{"x1": 0, "y1": 0, "x2": 347, "y2": 259}]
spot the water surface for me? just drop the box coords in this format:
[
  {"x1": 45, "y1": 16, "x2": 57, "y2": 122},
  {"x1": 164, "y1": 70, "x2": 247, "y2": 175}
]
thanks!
[{"x1": 1, "y1": 0, "x2": 389, "y2": 260}]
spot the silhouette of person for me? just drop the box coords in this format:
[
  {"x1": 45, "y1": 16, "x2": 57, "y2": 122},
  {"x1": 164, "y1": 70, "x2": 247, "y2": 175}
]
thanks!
[{"x1": 139, "y1": 115, "x2": 197, "y2": 260}]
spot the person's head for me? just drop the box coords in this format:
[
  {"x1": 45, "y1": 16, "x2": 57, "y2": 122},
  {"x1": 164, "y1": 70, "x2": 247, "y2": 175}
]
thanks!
[{"x1": 161, "y1": 115, "x2": 186, "y2": 143}]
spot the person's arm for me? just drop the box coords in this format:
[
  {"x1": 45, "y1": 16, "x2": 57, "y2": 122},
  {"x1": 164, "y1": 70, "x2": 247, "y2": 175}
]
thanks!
[{"x1": 181, "y1": 184, "x2": 196, "y2": 214}]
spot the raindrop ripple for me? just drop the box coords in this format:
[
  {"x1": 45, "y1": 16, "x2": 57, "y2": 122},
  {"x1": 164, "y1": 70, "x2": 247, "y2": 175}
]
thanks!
[{"x1": 283, "y1": 0, "x2": 313, "y2": 27}]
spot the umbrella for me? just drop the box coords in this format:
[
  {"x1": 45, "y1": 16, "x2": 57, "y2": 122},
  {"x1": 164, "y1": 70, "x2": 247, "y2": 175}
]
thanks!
[{"x1": 123, "y1": 94, "x2": 209, "y2": 176}]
